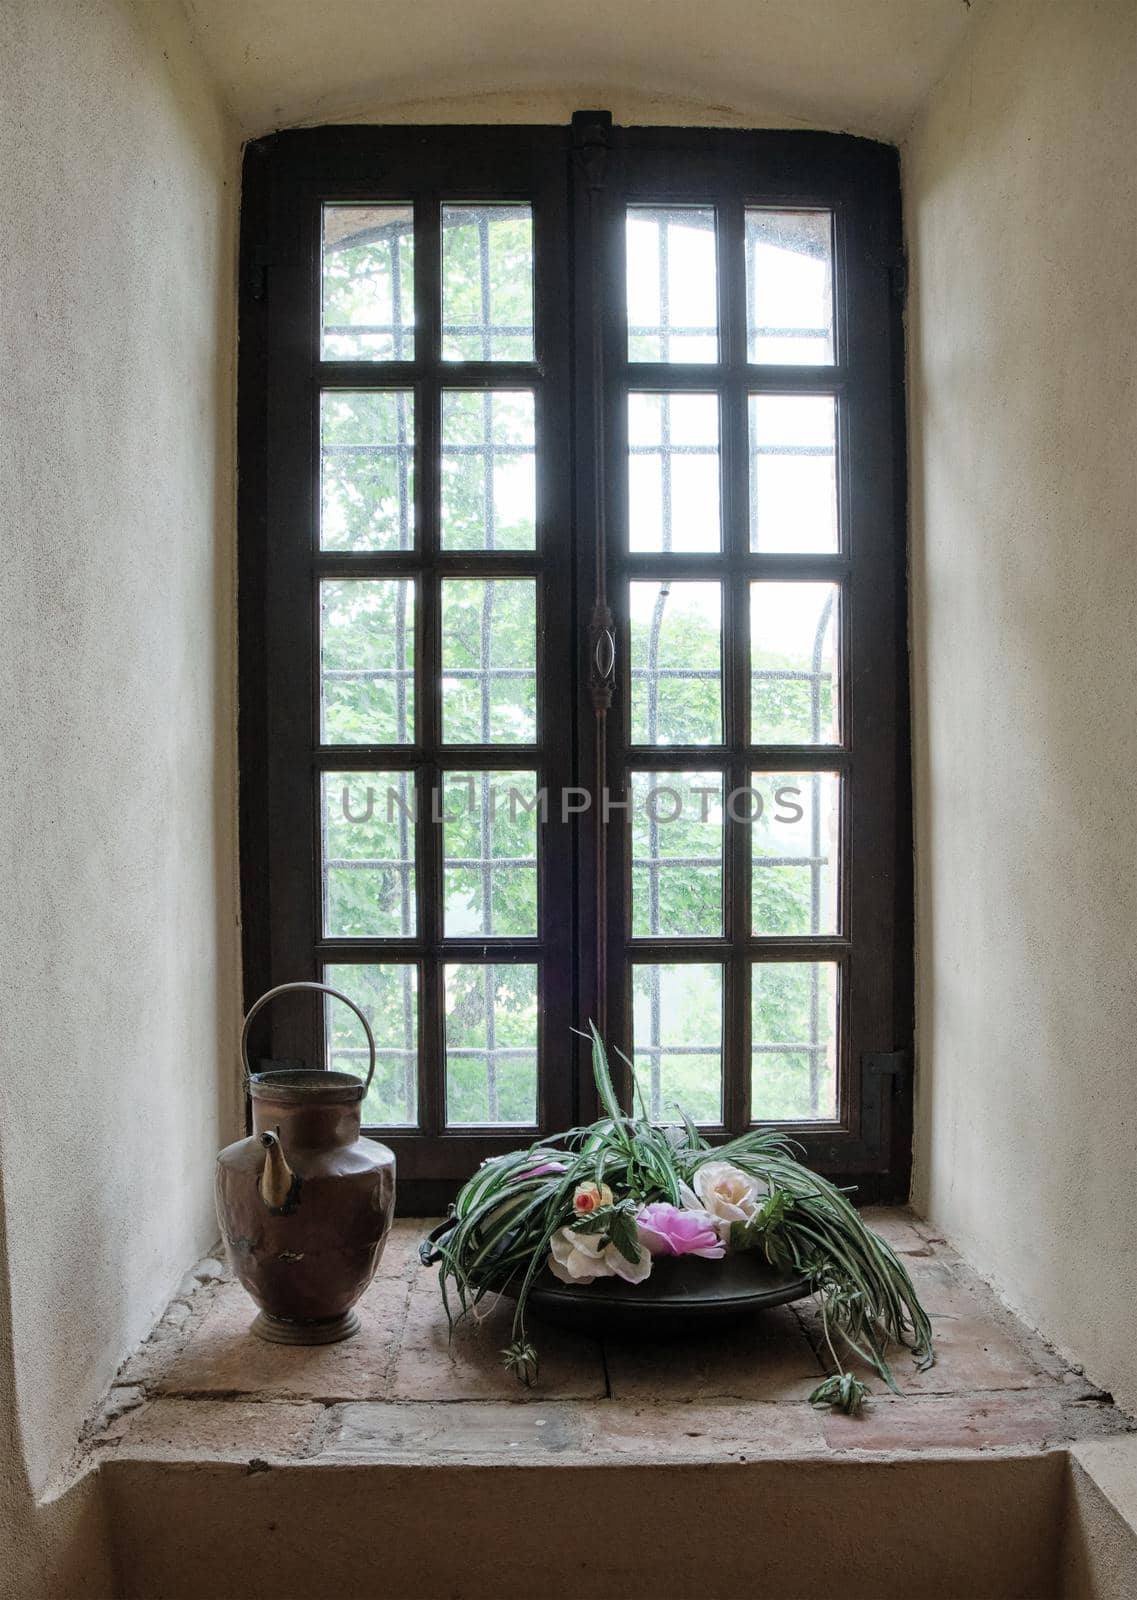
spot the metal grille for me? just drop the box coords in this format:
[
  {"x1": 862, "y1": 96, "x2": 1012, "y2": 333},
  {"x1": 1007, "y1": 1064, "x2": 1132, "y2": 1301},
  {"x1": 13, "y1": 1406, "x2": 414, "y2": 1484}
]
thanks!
[
  {"x1": 327, "y1": 967, "x2": 418, "y2": 1126},
  {"x1": 629, "y1": 395, "x2": 718, "y2": 551},
  {"x1": 633, "y1": 585, "x2": 836, "y2": 1120},
  {"x1": 743, "y1": 209, "x2": 833, "y2": 349},
  {"x1": 323, "y1": 575, "x2": 418, "y2": 1119},
  {"x1": 442, "y1": 205, "x2": 533, "y2": 359},
  {"x1": 322, "y1": 211, "x2": 415, "y2": 358},
  {"x1": 626, "y1": 206, "x2": 717, "y2": 358},
  {"x1": 320, "y1": 389, "x2": 415, "y2": 551},
  {"x1": 441, "y1": 391, "x2": 536, "y2": 550}
]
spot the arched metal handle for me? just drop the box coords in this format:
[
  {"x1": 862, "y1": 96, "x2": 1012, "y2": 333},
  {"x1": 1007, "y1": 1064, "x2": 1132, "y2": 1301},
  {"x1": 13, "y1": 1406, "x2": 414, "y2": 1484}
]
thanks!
[
  {"x1": 241, "y1": 980, "x2": 376, "y2": 1096},
  {"x1": 594, "y1": 627, "x2": 616, "y2": 681}
]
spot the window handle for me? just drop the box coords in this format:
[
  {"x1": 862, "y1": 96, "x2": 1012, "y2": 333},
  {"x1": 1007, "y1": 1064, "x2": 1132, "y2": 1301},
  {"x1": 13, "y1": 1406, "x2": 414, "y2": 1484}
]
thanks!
[
  {"x1": 594, "y1": 627, "x2": 615, "y2": 681},
  {"x1": 588, "y1": 604, "x2": 616, "y2": 710}
]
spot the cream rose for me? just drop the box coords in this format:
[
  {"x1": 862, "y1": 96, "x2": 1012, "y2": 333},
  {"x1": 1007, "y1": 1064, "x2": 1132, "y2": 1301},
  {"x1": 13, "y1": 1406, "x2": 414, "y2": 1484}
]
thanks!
[
  {"x1": 547, "y1": 1226, "x2": 652, "y2": 1285},
  {"x1": 693, "y1": 1161, "x2": 765, "y2": 1230}
]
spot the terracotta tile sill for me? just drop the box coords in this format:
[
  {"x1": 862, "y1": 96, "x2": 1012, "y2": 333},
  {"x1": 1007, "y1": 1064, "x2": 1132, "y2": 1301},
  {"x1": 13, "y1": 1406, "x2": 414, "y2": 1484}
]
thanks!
[{"x1": 91, "y1": 1209, "x2": 1131, "y2": 1470}]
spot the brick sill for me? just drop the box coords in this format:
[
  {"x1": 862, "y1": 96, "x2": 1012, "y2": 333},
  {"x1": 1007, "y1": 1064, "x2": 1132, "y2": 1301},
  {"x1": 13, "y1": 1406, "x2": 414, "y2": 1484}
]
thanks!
[{"x1": 92, "y1": 1209, "x2": 1130, "y2": 1467}]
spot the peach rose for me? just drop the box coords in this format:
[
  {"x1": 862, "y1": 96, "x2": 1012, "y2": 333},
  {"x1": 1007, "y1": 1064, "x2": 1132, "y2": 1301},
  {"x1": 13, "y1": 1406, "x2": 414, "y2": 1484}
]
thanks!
[{"x1": 572, "y1": 1181, "x2": 614, "y2": 1215}]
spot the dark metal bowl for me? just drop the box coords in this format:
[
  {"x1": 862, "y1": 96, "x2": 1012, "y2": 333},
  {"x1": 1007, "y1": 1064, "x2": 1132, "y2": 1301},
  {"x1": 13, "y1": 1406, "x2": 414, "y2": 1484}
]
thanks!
[{"x1": 500, "y1": 1251, "x2": 813, "y2": 1340}]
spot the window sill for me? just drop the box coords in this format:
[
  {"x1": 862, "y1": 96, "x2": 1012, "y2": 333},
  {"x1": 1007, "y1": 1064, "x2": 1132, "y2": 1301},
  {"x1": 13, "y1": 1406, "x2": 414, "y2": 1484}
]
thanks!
[
  {"x1": 86, "y1": 1213, "x2": 1135, "y2": 1598},
  {"x1": 96, "y1": 1209, "x2": 1123, "y2": 1461}
]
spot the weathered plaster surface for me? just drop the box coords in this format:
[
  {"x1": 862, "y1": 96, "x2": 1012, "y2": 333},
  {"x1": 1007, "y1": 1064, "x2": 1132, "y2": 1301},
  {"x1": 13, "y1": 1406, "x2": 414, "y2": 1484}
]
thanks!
[
  {"x1": 1063, "y1": 1437, "x2": 1137, "y2": 1597},
  {"x1": 177, "y1": 0, "x2": 990, "y2": 141},
  {"x1": 905, "y1": 0, "x2": 1137, "y2": 1415},
  {"x1": 0, "y1": 0, "x2": 240, "y2": 1590}
]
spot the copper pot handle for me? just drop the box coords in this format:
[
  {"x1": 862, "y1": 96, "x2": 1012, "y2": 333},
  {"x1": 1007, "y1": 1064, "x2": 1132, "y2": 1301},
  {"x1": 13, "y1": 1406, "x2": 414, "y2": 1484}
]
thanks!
[{"x1": 241, "y1": 981, "x2": 376, "y2": 1096}]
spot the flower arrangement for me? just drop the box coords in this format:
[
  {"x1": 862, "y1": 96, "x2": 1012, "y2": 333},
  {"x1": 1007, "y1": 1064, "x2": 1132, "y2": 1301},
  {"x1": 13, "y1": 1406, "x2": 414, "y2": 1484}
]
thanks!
[{"x1": 421, "y1": 1026, "x2": 933, "y2": 1413}]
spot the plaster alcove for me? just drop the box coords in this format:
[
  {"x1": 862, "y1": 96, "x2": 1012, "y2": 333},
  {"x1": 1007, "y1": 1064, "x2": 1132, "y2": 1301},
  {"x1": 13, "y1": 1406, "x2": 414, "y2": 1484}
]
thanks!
[{"x1": 0, "y1": 1, "x2": 1133, "y2": 1595}]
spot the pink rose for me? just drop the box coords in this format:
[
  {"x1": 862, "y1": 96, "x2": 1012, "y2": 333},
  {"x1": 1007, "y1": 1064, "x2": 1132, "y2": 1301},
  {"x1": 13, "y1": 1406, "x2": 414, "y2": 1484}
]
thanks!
[{"x1": 635, "y1": 1202, "x2": 726, "y2": 1259}]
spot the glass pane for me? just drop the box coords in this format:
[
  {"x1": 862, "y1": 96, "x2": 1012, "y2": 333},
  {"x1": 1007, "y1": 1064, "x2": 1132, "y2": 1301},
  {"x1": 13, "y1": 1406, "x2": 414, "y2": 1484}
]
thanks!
[
  {"x1": 320, "y1": 391, "x2": 415, "y2": 552},
  {"x1": 749, "y1": 394, "x2": 838, "y2": 553},
  {"x1": 750, "y1": 771, "x2": 840, "y2": 936},
  {"x1": 320, "y1": 579, "x2": 415, "y2": 745},
  {"x1": 441, "y1": 390, "x2": 535, "y2": 550},
  {"x1": 441, "y1": 578, "x2": 536, "y2": 744},
  {"x1": 630, "y1": 580, "x2": 721, "y2": 745},
  {"x1": 324, "y1": 962, "x2": 419, "y2": 1128},
  {"x1": 322, "y1": 204, "x2": 414, "y2": 361},
  {"x1": 750, "y1": 582, "x2": 839, "y2": 745},
  {"x1": 321, "y1": 771, "x2": 416, "y2": 938},
  {"x1": 632, "y1": 963, "x2": 723, "y2": 1124},
  {"x1": 745, "y1": 208, "x2": 834, "y2": 365},
  {"x1": 442, "y1": 770, "x2": 538, "y2": 938},
  {"x1": 626, "y1": 207, "x2": 718, "y2": 362},
  {"x1": 628, "y1": 392, "x2": 720, "y2": 553},
  {"x1": 630, "y1": 771, "x2": 723, "y2": 938},
  {"x1": 442, "y1": 204, "x2": 534, "y2": 362},
  {"x1": 445, "y1": 963, "x2": 538, "y2": 1126},
  {"x1": 752, "y1": 962, "x2": 838, "y2": 1121}
]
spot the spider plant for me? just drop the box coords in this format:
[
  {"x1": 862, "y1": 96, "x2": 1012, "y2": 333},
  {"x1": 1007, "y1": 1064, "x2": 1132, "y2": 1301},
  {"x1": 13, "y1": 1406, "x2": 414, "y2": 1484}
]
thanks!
[{"x1": 420, "y1": 1024, "x2": 933, "y2": 1412}]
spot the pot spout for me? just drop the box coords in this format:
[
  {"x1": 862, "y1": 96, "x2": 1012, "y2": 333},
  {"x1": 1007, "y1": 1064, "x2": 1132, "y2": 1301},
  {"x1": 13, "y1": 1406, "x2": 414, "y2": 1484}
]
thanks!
[{"x1": 259, "y1": 1131, "x2": 299, "y2": 1212}]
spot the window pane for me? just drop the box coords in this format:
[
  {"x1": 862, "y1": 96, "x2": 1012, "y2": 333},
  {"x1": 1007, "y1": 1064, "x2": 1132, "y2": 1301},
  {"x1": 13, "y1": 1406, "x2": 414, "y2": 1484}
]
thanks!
[
  {"x1": 324, "y1": 962, "x2": 419, "y2": 1128},
  {"x1": 630, "y1": 771, "x2": 722, "y2": 938},
  {"x1": 630, "y1": 580, "x2": 721, "y2": 745},
  {"x1": 750, "y1": 581, "x2": 839, "y2": 745},
  {"x1": 750, "y1": 771, "x2": 839, "y2": 936},
  {"x1": 322, "y1": 204, "x2": 414, "y2": 361},
  {"x1": 320, "y1": 390, "x2": 415, "y2": 552},
  {"x1": 632, "y1": 963, "x2": 723, "y2": 1124},
  {"x1": 442, "y1": 205, "x2": 534, "y2": 362},
  {"x1": 321, "y1": 771, "x2": 416, "y2": 937},
  {"x1": 626, "y1": 207, "x2": 718, "y2": 362},
  {"x1": 442, "y1": 770, "x2": 538, "y2": 938},
  {"x1": 320, "y1": 579, "x2": 415, "y2": 745},
  {"x1": 745, "y1": 208, "x2": 834, "y2": 365},
  {"x1": 441, "y1": 390, "x2": 535, "y2": 550},
  {"x1": 445, "y1": 963, "x2": 538, "y2": 1126},
  {"x1": 752, "y1": 962, "x2": 838, "y2": 1120},
  {"x1": 749, "y1": 394, "x2": 838, "y2": 553},
  {"x1": 628, "y1": 392, "x2": 720, "y2": 553},
  {"x1": 441, "y1": 578, "x2": 537, "y2": 744}
]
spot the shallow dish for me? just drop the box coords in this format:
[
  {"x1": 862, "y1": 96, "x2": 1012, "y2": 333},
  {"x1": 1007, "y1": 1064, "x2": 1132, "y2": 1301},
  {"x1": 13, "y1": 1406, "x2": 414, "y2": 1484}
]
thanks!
[{"x1": 500, "y1": 1250, "x2": 813, "y2": 1340}]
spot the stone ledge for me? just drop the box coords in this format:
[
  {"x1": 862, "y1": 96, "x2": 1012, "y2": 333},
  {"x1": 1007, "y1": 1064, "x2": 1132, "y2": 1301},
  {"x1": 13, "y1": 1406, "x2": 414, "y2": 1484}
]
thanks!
[{"x1": 89, "y1": 1210, "x2": 1133, "y2": 1475}]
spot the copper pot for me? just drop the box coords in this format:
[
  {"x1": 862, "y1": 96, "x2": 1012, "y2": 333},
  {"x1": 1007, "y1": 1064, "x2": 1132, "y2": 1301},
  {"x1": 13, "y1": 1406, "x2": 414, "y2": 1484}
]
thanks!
[{"x1": 215, "y1": 982, "x2": 395, "y2": 1344}]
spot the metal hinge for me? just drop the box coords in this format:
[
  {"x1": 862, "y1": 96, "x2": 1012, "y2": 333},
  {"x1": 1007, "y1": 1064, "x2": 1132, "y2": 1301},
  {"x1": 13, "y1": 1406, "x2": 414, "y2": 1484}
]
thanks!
[{"x1": 863, "y1": 1050, "x2": 910, "y2": 1097}]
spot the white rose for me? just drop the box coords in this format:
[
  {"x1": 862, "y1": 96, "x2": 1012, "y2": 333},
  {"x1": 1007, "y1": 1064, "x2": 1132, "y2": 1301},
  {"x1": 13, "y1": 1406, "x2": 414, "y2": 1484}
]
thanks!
[
  {"x1": 547, "y1": 1226, "x2": 652, "y2": 1285},
  {"x1": 693, "y1": 1161, "x2": 765, "y2": 1231}
]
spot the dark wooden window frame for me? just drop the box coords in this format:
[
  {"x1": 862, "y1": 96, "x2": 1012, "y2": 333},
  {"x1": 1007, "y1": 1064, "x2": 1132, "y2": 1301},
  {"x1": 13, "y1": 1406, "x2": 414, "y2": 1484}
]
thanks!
[{"x1": 239, "y1": 118, "x2": 912, "y2": 1212}]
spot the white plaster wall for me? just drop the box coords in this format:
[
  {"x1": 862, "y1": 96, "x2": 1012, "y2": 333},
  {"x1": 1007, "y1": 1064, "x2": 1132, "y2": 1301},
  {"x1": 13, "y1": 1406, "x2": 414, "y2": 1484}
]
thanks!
[
  {"x1": 178, "y1": 0, "x2": 989, "y2": 143},
  {"x1": 0, "y1": 0, "x2": 240, "y2": 1551},
  {"x1": 906, "y1": 0, "x2": 1137, "y2": 1414}
]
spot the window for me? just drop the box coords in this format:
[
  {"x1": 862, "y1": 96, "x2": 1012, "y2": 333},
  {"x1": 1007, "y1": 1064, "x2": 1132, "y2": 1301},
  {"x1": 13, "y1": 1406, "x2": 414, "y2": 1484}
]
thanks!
[{"x1": 239, "y1": 119, "x2": 912, "y2": 1209}]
